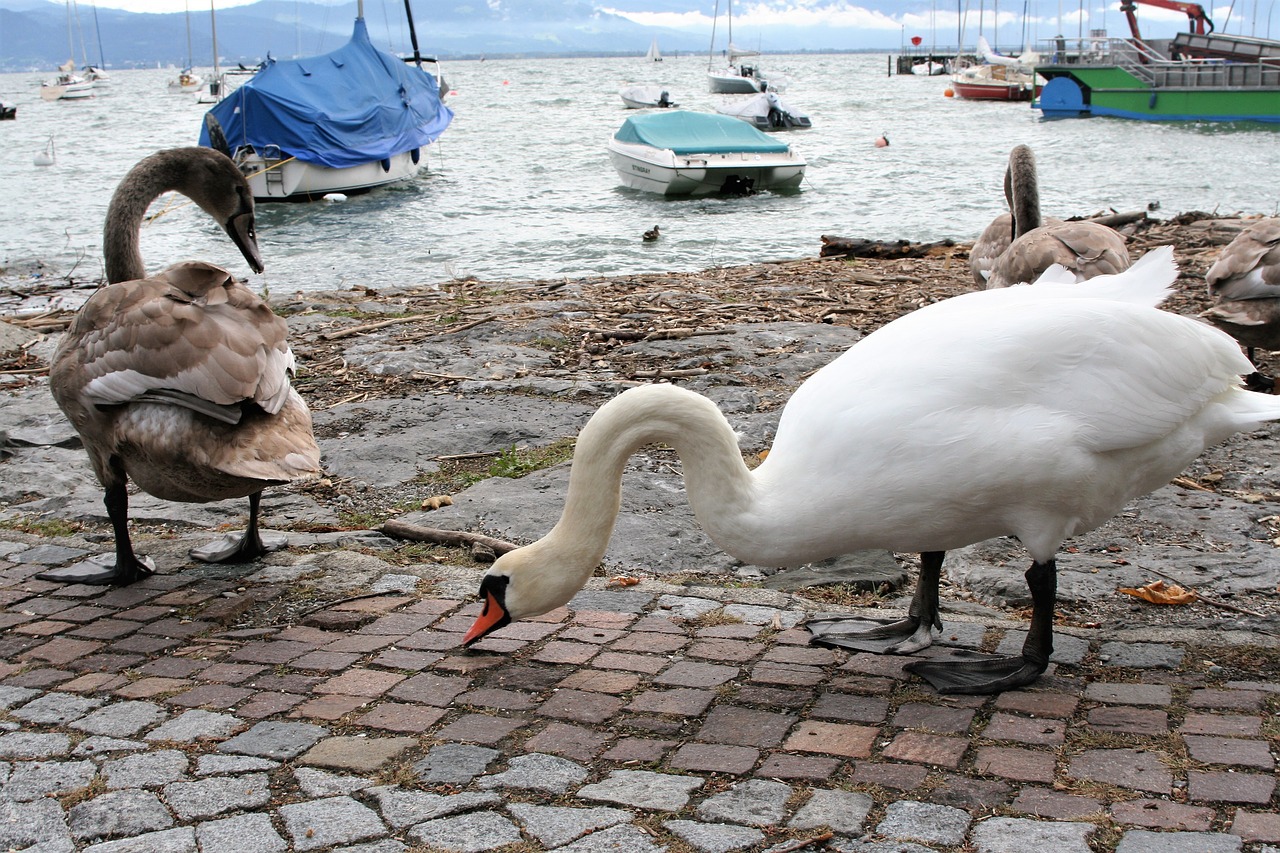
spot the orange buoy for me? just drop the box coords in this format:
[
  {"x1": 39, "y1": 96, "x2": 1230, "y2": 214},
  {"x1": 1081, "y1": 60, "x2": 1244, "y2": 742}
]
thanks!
[{"x1": 944, "y1": 88, "x2": 955, "y2": 97}]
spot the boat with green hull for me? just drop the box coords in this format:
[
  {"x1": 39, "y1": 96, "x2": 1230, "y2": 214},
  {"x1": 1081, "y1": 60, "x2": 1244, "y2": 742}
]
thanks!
[{"x1": 1034, "y1": 29, "x2": 1280, "y2": 122}]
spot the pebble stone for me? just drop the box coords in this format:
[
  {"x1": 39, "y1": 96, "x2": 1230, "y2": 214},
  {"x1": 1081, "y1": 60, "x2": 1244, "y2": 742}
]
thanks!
[
  {"x1": 876, "y1": 801, "x2": 973, "y2": 847},
  {"x1": 665, "y1": 819, "x2": 764, "y2": 852},
  {"x1": 577, "y1": 769, "x2": 705, "y2": 811},
  {"x1": 1113, "y1": 830, "x2": 1244, "y2": 853},
  {"x1": 278, "y1": 796, "x2": 388, "y2": 851},
  {"x1": 505, "y1": 803, "x2": 633, "y2": 847},
  {"x1": 476, "y1": 752, "x2": 588, "y2": 793},
  {"x1": 102, "y1": 750, "x2": 190, "y2": 789},
  {"x1": 145, "y1": 710, "x2": 243, "y2": 743},
  {"x1": 193, "y1": 813, "x2": 288, "y2": 853},
  {"x1": 216, "y1": 721, "x2": 327, "y2": 759},
  {"x1": 695, "y1": 779, "x2": 794, "y2": 827},
  {"x1": 369, "y1": 787, "x2": 501, "y2": 829},
  {"x1": 413, "y1": 742, "x2": 499, "y2": 783},
  {"x1": 162, "y1": 773, "x2": 272, "y2": 820},
  {"x1": 71, "y1": 701, "x2": 168, "y2": 738},
  {"x1": 971, "y1": 817, "x2": 1096, "y2": 853},
  {"x1": 407, "y1": 811, "x2": 523, "y2": 852},
  {"x1": 789, "y1": 789, "x2": 875, "y2": 835},
  {"x1": 67, "y1": 790, "x2": 174, "y2": 842}
]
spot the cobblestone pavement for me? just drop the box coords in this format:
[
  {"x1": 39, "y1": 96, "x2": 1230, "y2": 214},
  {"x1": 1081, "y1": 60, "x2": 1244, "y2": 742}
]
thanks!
[{"x1": 0, "y1": 533, "x2": 1277, "y2": 853}]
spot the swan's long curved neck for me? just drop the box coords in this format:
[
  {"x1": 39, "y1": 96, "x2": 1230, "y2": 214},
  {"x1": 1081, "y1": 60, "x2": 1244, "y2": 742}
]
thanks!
[
  {"x1": 1006, "y1": 145, "x2": 1041, "y2": 238},
  {"x1": 540, "y1": 384, "x2": 762, "y2": 572},
  {"x1": 104, "y1": 154, "x2": 190, "y2": 284}
]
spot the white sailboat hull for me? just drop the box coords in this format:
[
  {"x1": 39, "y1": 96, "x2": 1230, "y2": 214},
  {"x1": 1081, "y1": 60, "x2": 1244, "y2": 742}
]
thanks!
[
  {"x1": 708, "y1": 69, "x2": 765, "y2": 94},
  {"x1": 236, "y1": 148, "x2": 424, "y2": 201},
  {"x1": 607, "y1": 138, "x2": 804, "y2": 196}
]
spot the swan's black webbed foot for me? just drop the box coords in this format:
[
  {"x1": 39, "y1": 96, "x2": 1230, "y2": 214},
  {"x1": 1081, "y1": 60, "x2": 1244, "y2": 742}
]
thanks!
[
  {"x1": 904, "y1": 653, "x2": 1048, "y2": 695},
  {"x1": 36, "y1": 552, "x2": 156, "y2": 586},
  {"x1": 806, "y1": 550, "x2": 945, "y2": 656},
  {"x1": 807, "y1": 615, "x2": 937, "y2": 655},
  {"x1": 1244, "y1": 371, "x2": 1276, "y2": 393},
  {"x1": 190, "y1": 492, "x2": 286, "y2": 563},
  {"x1": 905, "y1": 558, "x2": 1058, "y2": 694},
  {"x1": 190, "y1": 530, "x2": 287, "y2": 563}
]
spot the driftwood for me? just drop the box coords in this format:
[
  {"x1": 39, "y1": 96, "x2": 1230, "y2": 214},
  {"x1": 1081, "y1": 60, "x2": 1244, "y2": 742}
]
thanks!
[
  {"x1": 1076, "y1": 210, "x2": 1149, "y2": 228},
  {"x1": 819, "y1": 236, "x2": 956, "y2": 260},
  {"x1": 381, "y1": 518, "x2": 520, "y2": 555}
]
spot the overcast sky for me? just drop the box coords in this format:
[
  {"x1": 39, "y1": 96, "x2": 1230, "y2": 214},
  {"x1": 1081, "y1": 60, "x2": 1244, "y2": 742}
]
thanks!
[{"x1": 57, "y1": 0, "x2": 1263, "y2": 40}]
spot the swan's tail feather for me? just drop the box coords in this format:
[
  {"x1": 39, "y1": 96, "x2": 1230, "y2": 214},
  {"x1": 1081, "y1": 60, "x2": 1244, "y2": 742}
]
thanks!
[{"x1": 1049, "y1": 245, "x2": 1177, "y2": 306}]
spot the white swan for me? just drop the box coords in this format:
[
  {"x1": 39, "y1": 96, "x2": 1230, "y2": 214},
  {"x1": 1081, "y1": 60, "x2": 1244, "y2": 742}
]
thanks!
[
  {"x1": 1201, "y1": 217, "x2": 1280, "y2": 391},
  {"x1": 981, "y1": 144, "x2": 1130, "y2": 289},
  {"x1": 463, "y1": 247, "x2": 1280, "y2": 693},
  {"x1": 44, "y1": 147, "x2": 321, "y2": 586}
]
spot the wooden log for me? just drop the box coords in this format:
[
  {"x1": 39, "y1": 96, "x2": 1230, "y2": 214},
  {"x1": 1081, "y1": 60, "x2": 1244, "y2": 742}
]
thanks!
[
  {"x1": 819, "y1": 236, "x2": 955, "y2": 260},
  {"x1": 381, "y1": 518, "x2": 520, "y2": 555}
]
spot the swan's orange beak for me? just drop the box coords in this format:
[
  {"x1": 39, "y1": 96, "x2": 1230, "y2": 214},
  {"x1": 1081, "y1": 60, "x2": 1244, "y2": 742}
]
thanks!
[{"x1": 463, "y1": 585, "x2": 510, "y2": 646}]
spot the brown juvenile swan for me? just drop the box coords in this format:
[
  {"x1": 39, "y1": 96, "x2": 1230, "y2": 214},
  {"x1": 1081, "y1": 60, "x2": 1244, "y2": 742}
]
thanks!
[
  {"x1": 43, "y1": 147, "x2": 321, "y2": 586},
  {"x1": 982, "y1": 144, "x2": 1130, "y2": 289},
  {"x1": 968, "y1": 145, "x2": 1063, "y2": 287},
  {"x1": 1201, "y1": 217, "x2": 1280, "y2": 391}
]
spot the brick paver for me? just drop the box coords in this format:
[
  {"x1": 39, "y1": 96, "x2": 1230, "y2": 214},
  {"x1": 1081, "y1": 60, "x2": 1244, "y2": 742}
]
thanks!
[{"x1": 0, "y1": 549, "x2": 1276, "y2": 853}]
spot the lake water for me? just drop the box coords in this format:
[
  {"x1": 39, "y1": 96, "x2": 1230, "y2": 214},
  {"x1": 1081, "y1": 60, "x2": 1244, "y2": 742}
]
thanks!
[{"x1": 2, "y1": 52, "x2": 1279, "y2": 295}]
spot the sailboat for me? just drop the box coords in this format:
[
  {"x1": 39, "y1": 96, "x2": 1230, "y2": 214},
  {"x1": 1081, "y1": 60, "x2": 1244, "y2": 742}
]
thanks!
[
  {"x1": 168, "y1": 0, "x2": 204, "y2": 93},
  {"x1": 41, "y1": 1, "x2": 95, "y2": 100},
  {"x1": 195, "y1": 0, "x2": 223, "y2": 104},
  {"x1": 199, "y1": 0, "x2": 453, "y2": 201},
  {"x1": 706, "y1": 0, "x2": 771, "y2": 93},
  {"x1": 41, "y1": 58, "x2": 95, "y2": 100},
  {"x1": 83, "y1": 1, "x2": 110, "y2": 86},
  {"x1": 645, "y1": 38, "x2": 663, "y2": 62}
]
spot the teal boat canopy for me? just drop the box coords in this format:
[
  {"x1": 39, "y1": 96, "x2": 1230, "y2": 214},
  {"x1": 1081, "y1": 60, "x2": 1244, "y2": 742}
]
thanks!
[{"x1": 613, "y1": 110, "x2": 790, "y2": 155}]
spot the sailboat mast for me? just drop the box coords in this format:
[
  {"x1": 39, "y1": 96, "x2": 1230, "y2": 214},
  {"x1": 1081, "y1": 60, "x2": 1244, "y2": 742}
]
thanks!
[
  {"x1": 402, "y1": 0, "x2": 423, "y2": 66},
  {"x1": 708, "y1": 0, "x2": 719, "y2": 67},
  {"x1": 727, "y1": 0, "x2": 734, "y2": 51},
  {"x1": 184, "y1": 0, "x2": 194, "y2": 68},
  {"x1": 209, "y1": 1, "x2": 219, "y2": 78},
  {"x1": 92, "y1": 2, "x2": 105, "y2": 68},
  {"x1": 65, "y1": 0, "x2": 74, "y2": 64}
]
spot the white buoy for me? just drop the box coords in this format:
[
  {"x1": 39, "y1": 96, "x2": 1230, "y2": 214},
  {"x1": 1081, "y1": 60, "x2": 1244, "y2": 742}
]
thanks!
[
  {"x1": 34, "y1": 135, "x2": 55, "y2": 167},
  {"x1": 323, "y1": 193, "x2": 347, "y2": 203}
]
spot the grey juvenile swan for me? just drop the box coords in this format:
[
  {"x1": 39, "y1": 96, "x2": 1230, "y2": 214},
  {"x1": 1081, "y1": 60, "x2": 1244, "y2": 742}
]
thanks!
[
  {"x1": 43, "y1": 147, "x2": 321, "y2": 586},
  {"x1": 981, "y1": 144, "x2": 1130, "y2": 289},
  {"x1": 462, "y1": 248, "x2": 1280, "y2": 694},
  {"x1": 1201, "y1": 217, "x2": 1280, "y2": 391},
  {"x1": 968, "y1": 144, "x2": 1063, "y2": 287}
]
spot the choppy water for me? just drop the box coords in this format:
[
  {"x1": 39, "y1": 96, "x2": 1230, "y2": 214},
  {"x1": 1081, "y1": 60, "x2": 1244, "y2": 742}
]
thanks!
[{"x1": 2, "y1": 53, "x2": 1279, "y2": 295}]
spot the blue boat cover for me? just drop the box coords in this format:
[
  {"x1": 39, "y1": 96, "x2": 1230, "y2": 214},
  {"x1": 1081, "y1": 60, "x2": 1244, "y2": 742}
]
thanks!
[
  {"x1": 199, "y1": 18, "x2": 453, "y2": 169},
  {"x1": 613, "y1": 111, "x2": 790, "y2": 155}
]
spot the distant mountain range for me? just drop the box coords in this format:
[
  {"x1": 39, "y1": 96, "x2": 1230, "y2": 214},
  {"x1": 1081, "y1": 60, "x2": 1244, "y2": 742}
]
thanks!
[{"x1": 0, "y1": 0, "x2": 1197, "y2": 71}]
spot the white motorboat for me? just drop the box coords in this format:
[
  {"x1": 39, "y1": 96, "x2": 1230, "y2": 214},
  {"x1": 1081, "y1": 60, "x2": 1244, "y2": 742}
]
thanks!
[
  {"x1": 716, "y1": 91, "x2": 811, "y2": 131},
  {"x1": 607, "y1": 110, "x2": 805, "y2": 196},
  {"x1": 619, "y1": 85, "x2": 678, "y2": 109}
]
